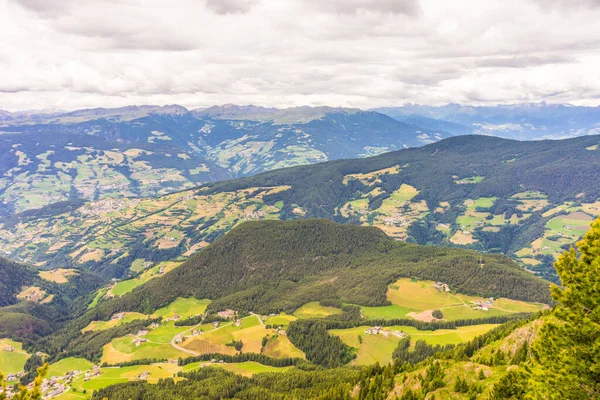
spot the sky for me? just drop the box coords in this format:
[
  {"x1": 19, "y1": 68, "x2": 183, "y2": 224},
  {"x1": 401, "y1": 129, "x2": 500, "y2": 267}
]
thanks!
[{"x1": 1, "y1": 0, "x2": 600, "y2": 111}]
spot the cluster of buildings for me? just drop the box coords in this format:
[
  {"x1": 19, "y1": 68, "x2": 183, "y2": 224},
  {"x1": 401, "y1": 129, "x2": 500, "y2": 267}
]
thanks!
[
  {"x1": 111, "y1": 312, "x2": 125, "y2": 321},
  {"x1": 217, "y1": 309, "x2": 236, "y2": 319},
  {"x1": 475, "y1": 298, "x2": 494, "y2": 311},
  {"x1": 3, "y1": 370, "x2": 25, "y2": 383},
  {"x1": 434, "y1": 282, "x2": 450, "y2": 292},
  {"x1": 364, "y1": 326, "x2": 408, "y2": 339},
  {"x1": 137, "y1": 371, "x2": 150, "y2": 380},
  {"x1": 133, "y1": 329, "x2": 149, "y2": 346},
  {"x1": 164, "y1": 314, "x2": 181, "y2": 322},
  {"x1": 383, "y1": 214, "x2": 410, "y2": 227},
  {"x1": 244, "y1": 210, "x2": 265, "y2": 220},
  {"x1": 78, "y1": 198, "x2": 132, "y2": 216},
  {"x1": 83, "y1": 365, "x2": 102, "y2": 381},
  {"x1": 3, "y1": 345, "x2": 15, "y2": 352}
]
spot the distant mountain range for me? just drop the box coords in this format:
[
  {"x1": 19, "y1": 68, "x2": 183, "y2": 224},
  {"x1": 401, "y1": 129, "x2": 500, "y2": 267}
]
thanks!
[
  {"x1": 2, "y1": 102, "x2": 599, "y2": 216},
  {"x1": 0, "y1": 105, "x2": 447, "y2": 215},
  {"x1": 374, "y1": 102, "x2": 600, "y2": 140}
]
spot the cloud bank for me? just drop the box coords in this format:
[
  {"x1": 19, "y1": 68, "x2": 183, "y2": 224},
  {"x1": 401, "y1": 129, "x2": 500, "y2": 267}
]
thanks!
[{"x1": 1, "y1": 0, "x2": 599, "y2": 110}]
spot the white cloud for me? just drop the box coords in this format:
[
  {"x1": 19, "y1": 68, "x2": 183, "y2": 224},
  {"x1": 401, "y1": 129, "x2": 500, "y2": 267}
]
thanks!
[{"x1": 0, "y1": 0, "x2": 599, "y2": 110}]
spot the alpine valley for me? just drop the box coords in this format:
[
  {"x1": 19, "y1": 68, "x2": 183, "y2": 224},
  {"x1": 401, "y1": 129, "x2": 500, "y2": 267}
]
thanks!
[{"x1": 1, "y1": 106, "x2": 600, "y2": 400}]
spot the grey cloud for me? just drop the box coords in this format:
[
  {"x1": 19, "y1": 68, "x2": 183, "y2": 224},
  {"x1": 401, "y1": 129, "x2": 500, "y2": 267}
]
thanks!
[
  {"x1": 204, "y1": 0, "x2": 260, "y2": 14},
  {"x1": 8, "y1": 0, "x2": 70, "y2": 16},
  {"x1": 477, "y1": 55, "x2": 575, "y2": 68},
  {"x1": 396, "y1": 66, "x2": 464, "y2": 86},
  {"x1": 533, "y1": 0, "x2": 600, "y2": 11},
  {"x1": 307, "y1": 0, "x2": 422, "y2": 16},
  {"x1": 9, "y1": 0, "x2": 123, "y2": 17}
]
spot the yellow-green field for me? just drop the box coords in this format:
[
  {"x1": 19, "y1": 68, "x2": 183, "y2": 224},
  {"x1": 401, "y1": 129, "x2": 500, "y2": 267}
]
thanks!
[
  {"x1": 194, "y1": 361, "x2": 294, "y2": 377},
  {"x1": 329, "y1": 324, "x2": 499, "y2": 366},
  {"x1": 384, "y1": 278, "x2": 544, "y2": 320},
  {"x1": 0, "y1": 339, "x2": 29, "y2": 375},
  {"x1": 110, "y1": 262, "x2": 181, "y2": 297},
  {"x1": 262, "y1": 335, "x2": 305, "y2": 359},
  {"x1": 293, "y1": 302, "x2": 343, "y2": 319},
  {"x1": 151, "y1": 297, "x2": 210, "y2": 319},
  {"x1": 182, "y1": 316, "x2": 267, "y2": 355},
  {"x1": 101, "y1": 334, "x2": 189, "y2": 365},
  {"x1": 39, "y1": 268, "x2": 78, "y2": 284},
  {"x1": 47, "y1": 358, "x2": 93, "y2": 378},
  {"x1": 82, "y1": 312, "x2": 148, "y2": 333},
  {"x1": 265, "y1": 314, "x2": 297, "y2": 327}
]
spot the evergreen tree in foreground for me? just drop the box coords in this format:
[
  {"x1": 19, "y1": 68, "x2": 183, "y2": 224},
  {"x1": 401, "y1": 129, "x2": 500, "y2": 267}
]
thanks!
[{"x1": 533, "y1": 217, "x2": 600, "y2": 399}]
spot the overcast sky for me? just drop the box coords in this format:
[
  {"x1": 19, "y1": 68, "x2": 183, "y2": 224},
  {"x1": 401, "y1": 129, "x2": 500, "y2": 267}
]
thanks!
[{"x1": 1, "y1": 0, "x2": 600, "y2": 111}]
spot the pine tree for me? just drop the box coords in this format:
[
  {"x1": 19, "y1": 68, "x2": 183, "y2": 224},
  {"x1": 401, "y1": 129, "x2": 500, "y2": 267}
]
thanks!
[{"x1": 533, "y1": 217, "x2": 600, "y2": 399}]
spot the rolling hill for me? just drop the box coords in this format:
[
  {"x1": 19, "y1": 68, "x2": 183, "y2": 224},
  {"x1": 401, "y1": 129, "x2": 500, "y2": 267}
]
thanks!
[
  {"x1": 0, "y1": 105, "x2": 448, "y2": 215},
  {"x1": 2, "y1": 134, "x2": 599, "y2": 281},
  {"x1": 81, "y1": 219, "x2": 550, "y2": 319}
]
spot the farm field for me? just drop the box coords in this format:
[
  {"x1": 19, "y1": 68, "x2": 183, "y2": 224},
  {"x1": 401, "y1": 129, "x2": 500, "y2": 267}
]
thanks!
[
  {"x1": 82, "y1": 312, "x2": 147, "y2": 333},
  {"x1": 48, "y1": 356, "x2": 294, "y2": 398},
  {"x1": 360, "y1": 304, "x2": 412, "y2": 319},
  {"x1": 262, "y1": 335, "x2": 305, "y2": 359},
  {"x1": 110, "y1": 262, "x2": 181, "y2": 297},
  {"x1": 0, "y1": 185, "x2": 288, "y2": 270},
  {"x1": 0, "y1": 339, "x2": 29, "y2": 375},
  {"x1": 265, "y1": 313, "x2": 297, "y2": 327},
  {"x1": 47, "y1": 358, "x2": 93, "y2": 378},
  {"x1": 39, "y1": 268, "x2": 78, "y2": 283},
  {"x1": 293, "y1": 302, "x2": 343, "y2": 319},
  {"x1": 182, "y1": 315, "x2": 267, "y2": 355},
  {"x1": 72, "y1": 362, "x2": 182, "y2": 392},
  {"x1": 361, "y1": 278, "x2": 545, "y2": 322},
  {"x1": 519, "y1": 211, "x2": 595, "y2": 259},
  {"x1": 151, "y1": 297, "x2": 210, "y2": 319},
  {"x1": 329, "y1": 324, "x2": 499, "y2": 366},
  {"x1": 101, "y1": 333, "x2": 189, "y2": 365},
  {"x1": 181, "y1": 361, "x2": 294, "y2": 377}
]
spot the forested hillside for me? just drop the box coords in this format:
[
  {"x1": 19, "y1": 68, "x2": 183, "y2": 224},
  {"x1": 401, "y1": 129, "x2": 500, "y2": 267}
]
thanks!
[
  {"x1": 0, "y1": 256, "x2": 36, "y2": 307},
  {"x1": 0, "y1": 255, "x2": 102, "y2": 340},
  {"x1": 62, "y1": 220, "x2": 549, "y2": 335},
  {"x1": 2, "y1": 134, "x2": 599, "y2": 281}
]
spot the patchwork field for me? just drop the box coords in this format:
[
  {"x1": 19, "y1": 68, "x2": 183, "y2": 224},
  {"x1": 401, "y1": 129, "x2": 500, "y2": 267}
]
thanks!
[
  {"x1": 265, "y1": 313, "x2": 297, "y2": 327},
  {"x1": 82, "y1": 312, "x2": 147, "y2": 333},
  {"x1": 0, "y1": 185, "x2": 288, "y2": 269},
  {"x1": 262, "y1": 335, "x2": 305, "y2": 359},
  {"x1": 151, "y1": 297, "x2": 210, "y2": 319},
  {"x1": 182, "y1": 315, "x2": 267, "y2": 355},
  {"x1": 39, "y1": 268, "x2": 78, "y2": 283},
  {"x1": 516, "y1": 210, "x2": 596, "y2": 263},
  {"x1": 329, "y1": 324, "x2": 499, "y2": 366},
  {"x1": 194, "y1": 361, "x2": 294, "y2": 377},
  {"x1": 360, "y1": 278, "x2": 545, "y2": 322},
  {"x1": 47, "y1": 358, "x2": 94, "y2": 378},
  {"x1": 110, "y1": 261, "x2": 181, "y2": 297},
  {"x1": 101, "y1": 334, "x2": 189, "y2": 365},
  {"x1": 293, "y1": 302, "x2": 343, "y2": 319},
  {"x1": 0, "y1": 339, "x2": 29, "y2": 375}
]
